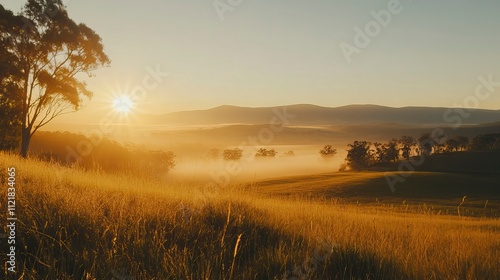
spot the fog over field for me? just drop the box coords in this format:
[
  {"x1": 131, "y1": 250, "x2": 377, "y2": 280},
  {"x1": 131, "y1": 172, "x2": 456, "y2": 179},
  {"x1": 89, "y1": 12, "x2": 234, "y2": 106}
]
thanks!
[
  {"x1": 39, "y1": 104, "x2": 500, "y2": 186},
  {"x1": 170, "y1": 145, "x2": 347, "y2": 184}
]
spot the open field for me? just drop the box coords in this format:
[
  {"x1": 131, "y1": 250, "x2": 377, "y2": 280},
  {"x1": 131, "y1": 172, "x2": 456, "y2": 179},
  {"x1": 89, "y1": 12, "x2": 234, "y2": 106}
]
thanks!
[
  {"x1": 1, "y1": 152, "x2": 499, "y2": 279},
  {"x1": 2, "y1": 1, "x2": 500, "y2": 279},
  {"x1": 251, "y1": 171, "x2": 500, "y2": 217}
]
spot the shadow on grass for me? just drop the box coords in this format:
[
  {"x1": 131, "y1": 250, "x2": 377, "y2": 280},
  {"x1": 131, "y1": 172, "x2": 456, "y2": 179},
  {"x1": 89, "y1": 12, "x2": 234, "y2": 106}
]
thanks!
[{"x1": 5, "y1": 196, "x2": 411, "y2": 280}]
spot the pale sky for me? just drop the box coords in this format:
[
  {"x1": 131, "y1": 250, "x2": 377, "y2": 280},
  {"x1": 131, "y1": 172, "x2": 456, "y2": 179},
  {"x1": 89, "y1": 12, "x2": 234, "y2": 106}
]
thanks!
[{"x1": 2, "y1": 0, "x2": 500, "y2": 123}]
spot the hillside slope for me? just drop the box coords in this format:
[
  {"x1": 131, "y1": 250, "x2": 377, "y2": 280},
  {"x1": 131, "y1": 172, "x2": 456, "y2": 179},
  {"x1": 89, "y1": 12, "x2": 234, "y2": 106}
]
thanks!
[
  {"x1": 137, "y1": 104, "x2": 500, "y2": 126},
  {"x1": 1, "y1": 153, "x2": 499, "y2": 279}
]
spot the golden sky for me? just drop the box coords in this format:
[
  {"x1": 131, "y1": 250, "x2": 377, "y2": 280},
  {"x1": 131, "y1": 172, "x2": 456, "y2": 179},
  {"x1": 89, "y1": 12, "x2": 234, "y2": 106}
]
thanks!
[{"x1": 3, "y1": 0, "x2": 500, "y2": 125}]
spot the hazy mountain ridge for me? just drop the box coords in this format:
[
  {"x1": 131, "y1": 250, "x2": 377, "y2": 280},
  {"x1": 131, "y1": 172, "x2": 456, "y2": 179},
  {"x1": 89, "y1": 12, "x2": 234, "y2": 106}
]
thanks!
[
  {"x1": 150, "y1": 121, "x2": 500, "y2": 146},
  {"x1": 137, "y1": 104, "x2": 500, "y2": 126}
]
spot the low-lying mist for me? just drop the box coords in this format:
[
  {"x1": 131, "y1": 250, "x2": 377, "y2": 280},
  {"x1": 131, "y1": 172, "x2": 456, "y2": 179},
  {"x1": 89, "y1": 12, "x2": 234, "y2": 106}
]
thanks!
[{"x1": 168, "y1": 146, "x2": 346, "y2": 184}]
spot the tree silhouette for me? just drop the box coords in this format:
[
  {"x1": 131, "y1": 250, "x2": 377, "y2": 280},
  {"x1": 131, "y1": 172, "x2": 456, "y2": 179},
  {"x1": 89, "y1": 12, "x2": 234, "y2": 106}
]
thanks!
[
  {"x1": 418, "y1": 133, "x2": 433, "y2": 156},
  {"x1": 222, "y1": 148, "x2": 243, "y2": 161},
  {"x1": 345, "y1": 141, "x2": 373, "y2": 171},
  {"x1": 399, "y1": 136, "x2": 416, "y2": 160},
  {"x1": 455, "y1": 136, "x2": 469, "y2": 151},
  {"x1": 319, "y1": 145, "x2": 337, "y2": 160},
  {"x1": 255, "y1": 148, "x2": 277, "y2": 158},
  {"x1": 0, "y1": 84, "x2": 22, "y2": 150},
  {"x1": 0, "y1": 1, "x2": 110, "y2": 157},
  {"x1": 471, "y1": 134, "x2": 500, "y2": 151},
  {"x1": 445, "y1": 138, "x2": 459, "y2": 152},
  {"x1": 374, "y1": 139, "x2": 399, "y2": 163},
  {"x1": 0, "y1": 6, "x2": 23, "y2": 151},
  {"x1": 207, "y1": 148, "x2": 221, "y2": 160}
]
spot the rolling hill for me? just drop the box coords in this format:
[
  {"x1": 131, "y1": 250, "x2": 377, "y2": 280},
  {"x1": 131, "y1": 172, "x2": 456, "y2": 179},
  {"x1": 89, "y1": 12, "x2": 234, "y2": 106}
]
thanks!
[
  {"x1": 148, "y1": 122, "x2": 500, "y2": 146},
  {"x1": 136, "y1": 104, "x2": 500, "y2": 126}
]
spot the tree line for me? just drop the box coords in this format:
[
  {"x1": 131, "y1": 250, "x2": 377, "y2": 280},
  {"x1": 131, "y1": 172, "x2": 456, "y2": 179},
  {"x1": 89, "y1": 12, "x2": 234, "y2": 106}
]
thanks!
[
  {"x1": 206, "y1": 133, "x2": 500, "y2": 171},
  {"x1": 207, "y1": 148, "x2": 294, "y2": 161},
  {"x1": 9, "y1": 131, "x2": 176, "y2": 175},
  {"x1": 344, "y1": 133, "x2": 499, "y2": 171}
]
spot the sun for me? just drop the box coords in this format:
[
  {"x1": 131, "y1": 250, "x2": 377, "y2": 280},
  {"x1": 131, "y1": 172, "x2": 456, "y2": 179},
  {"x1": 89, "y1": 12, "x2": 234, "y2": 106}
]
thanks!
[{"x1": 113, "y1": 96, "x2": 133, "y2": 113}]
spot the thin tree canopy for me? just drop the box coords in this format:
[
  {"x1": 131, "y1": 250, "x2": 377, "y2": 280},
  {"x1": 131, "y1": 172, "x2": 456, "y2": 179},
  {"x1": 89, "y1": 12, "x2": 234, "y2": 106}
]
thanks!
[
  {"x1": 0, "y1": 0, "x2": 110, "y2": 157},
  {"x1": 319, "y1": 145, "x2": 337, "y2": 160}
]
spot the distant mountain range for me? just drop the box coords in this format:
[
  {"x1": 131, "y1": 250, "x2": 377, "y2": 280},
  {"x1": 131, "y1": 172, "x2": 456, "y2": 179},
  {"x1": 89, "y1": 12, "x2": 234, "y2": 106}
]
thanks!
[{"x1": 136, "y1": 104, "x2": 500, "y2": 126}]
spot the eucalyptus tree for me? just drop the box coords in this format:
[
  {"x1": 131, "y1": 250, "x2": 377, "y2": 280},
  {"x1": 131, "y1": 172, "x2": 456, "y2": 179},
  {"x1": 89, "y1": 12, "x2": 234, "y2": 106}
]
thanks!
[{"x1": 0, "y1": 1, "x2": 110, "y2": 157}]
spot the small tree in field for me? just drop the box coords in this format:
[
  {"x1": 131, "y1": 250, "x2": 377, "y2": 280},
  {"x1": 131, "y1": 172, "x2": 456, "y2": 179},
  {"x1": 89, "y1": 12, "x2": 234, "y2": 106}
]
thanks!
[
  {"x1": 0, "y1": 1, "x2": 110, "y2": 157},
  {"x1": 222, "y1": 148, "x2": 243, "y2": 161},
  {"x1": 319, "y1": 145, "x2": 337, "y2": 160},
  {"x1": 345, "y1": 141, "x2": 373, "y2": 171},
  {"x1": 255, "y1": 148, "x2": 277, "y2": 158},
  {"x1": 207, "y1": 148, "x2": 221, "y2": 160}
]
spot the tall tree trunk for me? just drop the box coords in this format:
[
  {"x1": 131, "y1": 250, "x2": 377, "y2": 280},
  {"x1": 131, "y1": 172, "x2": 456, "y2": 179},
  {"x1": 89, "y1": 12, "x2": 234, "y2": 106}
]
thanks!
[{"x1": 20, "y1": 128, "x2": 31, "y2": 158}]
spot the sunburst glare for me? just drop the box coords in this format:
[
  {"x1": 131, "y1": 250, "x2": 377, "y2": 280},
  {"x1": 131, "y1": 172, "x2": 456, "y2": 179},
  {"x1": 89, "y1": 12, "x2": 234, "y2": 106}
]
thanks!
[{"x1": 113, "y1": 96, "x2": 133, "y2": 114}]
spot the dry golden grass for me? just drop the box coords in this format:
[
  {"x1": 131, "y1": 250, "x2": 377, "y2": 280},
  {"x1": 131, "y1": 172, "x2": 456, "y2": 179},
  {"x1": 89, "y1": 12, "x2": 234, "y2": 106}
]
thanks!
[{"x1": 0, "y1": 152, "x2": 499, "y2": 279}]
